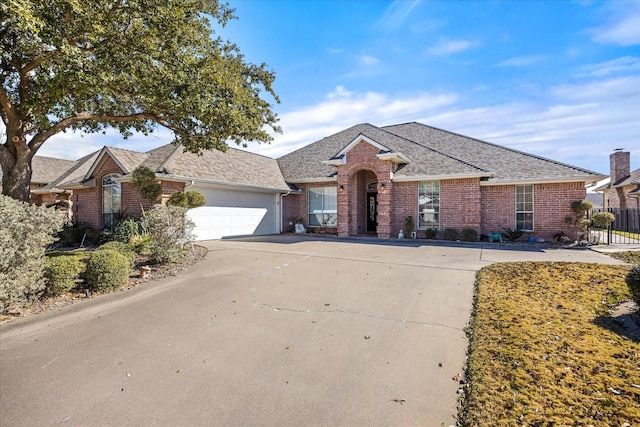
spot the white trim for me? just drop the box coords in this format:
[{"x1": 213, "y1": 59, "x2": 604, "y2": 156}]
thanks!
[
  {"x1": 322, "y1": 158, "x2": 345, "y2": 166},
  {"x1": 167, "y1": 176, "x2": 289, "y2": 193},
  {"x1": 288, "y1": 177, "x2": 338, "y2": 184},
  {"x1": 515, "y1": 184, "x2": 534, "y2": 231},
  {"x1": 84, "y1": 147, "x2": 128, "y2": 180},
  {"x1": 335, "y1": 134, "x2": 391, "y2": 157},
  {"x1": 480, "y1": 175, "x2": 606, "y2": 186},
  {"x1": 393, "y1": 172, "x2": 491, "y2": 182},
  {"x1": 377, "y1": 152, "x2": 410, "y2": 164}
]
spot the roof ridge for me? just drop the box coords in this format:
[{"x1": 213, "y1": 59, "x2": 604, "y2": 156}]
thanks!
[{"x1": 389, "y1": 122, "x2": 602, "y2": 176}]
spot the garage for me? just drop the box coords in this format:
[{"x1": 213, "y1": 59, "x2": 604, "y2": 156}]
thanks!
[{"x1": 186, "y1": 185, "x2": 281, "y2": 241}]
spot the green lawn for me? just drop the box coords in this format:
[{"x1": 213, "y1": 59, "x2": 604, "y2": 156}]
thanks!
[{"x1": 461, "y1": 261, "x2": 639, "y2": 426}]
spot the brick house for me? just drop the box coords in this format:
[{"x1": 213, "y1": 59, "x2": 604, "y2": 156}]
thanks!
[
  {"x1": 24, "y1": 121, "x2": 605, "y2": 242},
  {"x1": 277, "y1": 122, "x2": 605, "y2": 241},
  {"x1": 595, "y1": 151, "x2": 640, "y2": 209},
  {"x1": 31, "y1": 144, "x2": 290, "y2": 240}
]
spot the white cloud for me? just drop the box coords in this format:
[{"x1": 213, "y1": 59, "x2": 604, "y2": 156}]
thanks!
[
  {"x1": 427, "y1": 38, "x2": 480, "y2": 56},
  {"x1": 590, "y1": 13, "x2": 640, "y2": 46},
  {"x1": 494, "y1": 55, "x2": 546, "y2": 67},
  {"x1": 576, "y1": 56, "x2": 640, "y2": 77},
  {"x1": 30, "y1": 74, "x2": 640, "y2": 176},
  {"x1": 375, "y1": 0, "x2": 421, "y2": 31},
  {"x1": 360, "y1": 54, "x2": 380, "y2": 66},
  {"x1": 327, "y1": 86, "x2": 352, "y2": 99}
]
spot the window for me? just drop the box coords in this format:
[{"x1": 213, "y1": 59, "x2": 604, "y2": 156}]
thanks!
[
  {"x1": 102, "y1": 173, "x2": 121, "y2": 229},
  {"x1": 515, "y1": 185, "x2": 534, "y2": 231},
  {"x1": 308, "y1": 187, "x2": 337, "y2": 227},
  {"x1": 418, "y1": 181, "x2": 440, "y2": 229}
]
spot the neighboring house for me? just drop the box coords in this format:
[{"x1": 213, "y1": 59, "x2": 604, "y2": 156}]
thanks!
[
  {"x1": 594, "y1": 151, "x2": 640, "y2": 209},
  {"x1": 277, "y1": 122, "x2": 604, "y2": 241},
  {"x1": 31, "y1": 144, "x2": 290, "y2": 240},
  {"x1": 24, "y1": 121, "x2": 605, "y2": 242}
]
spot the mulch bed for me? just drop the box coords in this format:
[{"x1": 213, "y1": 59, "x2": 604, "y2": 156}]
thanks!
[{"x1": 1, "y1": 245, "x2": 208, "y2": 323}]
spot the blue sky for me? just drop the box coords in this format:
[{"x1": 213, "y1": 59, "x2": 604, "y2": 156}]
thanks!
[{"x1": 41, "y1": 0, "x2": 640, "y2": 175}]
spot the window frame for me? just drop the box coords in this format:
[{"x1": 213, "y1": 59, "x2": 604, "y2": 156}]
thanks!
[
  {"x1": 102, "y1": 173, "x2": 122, "y2": 230},
  {"x1": 515, "y1": 184, "x2": 534, "y2": 231},
  {"x1": 417, "y1": 180, "x2": 440, "y2": 230},
  {"x1": 308, "y1": 186, "x2": 338, "y2": 228}
]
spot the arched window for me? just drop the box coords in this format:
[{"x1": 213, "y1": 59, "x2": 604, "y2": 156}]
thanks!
[{"x1": 102, "y1": 174, "x2": 121, "y2": 229}]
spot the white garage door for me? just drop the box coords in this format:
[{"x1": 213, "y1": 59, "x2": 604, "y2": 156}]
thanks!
[{"x1": 186, "y1": 186, "x2": 279, "y2": 241}]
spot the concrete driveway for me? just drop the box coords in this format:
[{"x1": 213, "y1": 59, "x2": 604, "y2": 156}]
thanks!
[{"x1": 0, "y1": 236, "x2": 626, "y2": 426}]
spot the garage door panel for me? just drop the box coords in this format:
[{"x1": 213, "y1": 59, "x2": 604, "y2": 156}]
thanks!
[{"x1": 186, "y1": 187, "x2": 278, "y2": 241}]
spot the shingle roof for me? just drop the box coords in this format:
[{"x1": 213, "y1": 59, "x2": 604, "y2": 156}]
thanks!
[
  {"x1": 161, "y1": 145, "x2": 289, "y2": 191},
  {"x1": 383, "y1": 122, "x2": 602, "y2": 183},
  {"x1": 45, "y1": 151, "x2": 101, "y2": 190},
  {"x1": 31, "y1": 156, "x2": 77, "y2": 184},
  {"x1": 46, "y1": 143, "x2": 289, "y2": 192},
  {"x1": 277, "y1": 123, "x2": 489, "y2": 182},
  {"x1": 277, "y1": 122, "x2": 604, "y2": 184}
]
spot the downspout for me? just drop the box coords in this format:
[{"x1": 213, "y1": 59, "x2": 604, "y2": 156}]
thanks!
[
  {"x1": 280, "y1": 191, "x2": 291, "y2": 234},
  {"x1": 184, "y1": 180, "x2": 195, "y2": 190}
]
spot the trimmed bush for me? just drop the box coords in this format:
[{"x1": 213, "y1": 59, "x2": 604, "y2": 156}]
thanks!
[
  {"x1": 167, "y1": 190, "x2": 206, "y2": 209},
  {"x1": 443, "y1": 228, "x2": 458, "y2": 241},
  {"x1": 44, "y1": 255, "x2": 84, "y2": 296},
  {"x1": 143, "y1": 205, "x2": 195, "y2": 264},
  {"x1": 98, "y1": 241, "x2": 136, "y2": 267},
  {"x1": 626, "y1": 265, "x2": 640, "y2": 308},
  {"x1": 462, "y1": 228, "x2": 478, "y2": 242},
  {"x1": 0, "y1": 195, "x2": 63, "y2": 313},
  {"x1": 84, "y1": 250, "x2": 131, "y2": 291},
  {"x1": 425, "y1": 228, "x2": 437, "y2": 239},
  {"x1": 591, "y1": 212, "x2": 615, "y2": 229}
]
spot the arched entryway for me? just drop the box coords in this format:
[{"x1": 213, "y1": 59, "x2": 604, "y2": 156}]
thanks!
[{"x1": 349, "y1": 169, "x2": 380, "y2": 236}]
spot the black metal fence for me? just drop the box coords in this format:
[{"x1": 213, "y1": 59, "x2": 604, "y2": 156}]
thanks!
[{"x1": 588, "y1": 208, "x2": 640, "y2": 245}]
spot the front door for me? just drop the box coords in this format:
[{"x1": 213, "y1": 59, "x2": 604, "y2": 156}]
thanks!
[{"x1": 367, "y1": 192, "x2": 377, "y2": 233}]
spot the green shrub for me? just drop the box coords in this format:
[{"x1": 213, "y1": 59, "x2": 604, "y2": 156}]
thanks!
[
  {"x1": 44, "y1": 255, "x2": 84, "y2": 296},
  {"x1": 167, "y1": 190, "x2": 206, "y2": 209},
  {"x1": 129, "y1": 235, "x2": 153, "y2": 255},
  {"x1": 0, "y1": 195, "x2": 63, "y2": 313},
  {"x1": 84, "y1": 250, "x2": 131, "y2": 291},
  {"x1": 111, "y1": 218, "x2": 148, "y2": 245},
  {"x1": 462, "y1": 228, "x2": 478, "y2": 242},
  {"x1": 501, "y1": 227, "x2": 523, "y2": 242},
  {"x1": 143, "y1": 205, "x2": 195, "y2": 263},
  {"x1": 443, "y1": 228, "x2": 458, "y2": 241},
  {"x1": 425, "y1": 228, "x2": 437, "y2": 239},
  {"x1": 98, "y1": 242, "x2": 136, "y2": 267},
  {"x1": 626, "y1": 265, "x2": 640, "y2": 308},
  {"x1": 403, "y1": 216, "x2": 414, "y2": 237},
  {"x1": 591, "y1": 212, "x2": 615, "y2": 229}
]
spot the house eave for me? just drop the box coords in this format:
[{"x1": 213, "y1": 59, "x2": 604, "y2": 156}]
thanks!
[
  {"x1": 159, "y1": 175, "x2": 291, "y2": 193},
  {"x1": 392, "y1": 172, "x2": 492, "y2": 182},
  {"x1": 479, "y1": 175, "x2": 607, "y2": 186},
  {"x1": 284, "y1": 176, "x2": 338, "y2": 184},
  {"x1": 377, "y1": 152, "x2": 410, "y2": 164}
]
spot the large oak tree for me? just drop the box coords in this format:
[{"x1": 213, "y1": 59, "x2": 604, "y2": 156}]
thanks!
[{"x1": 0, "y1": 0, "x2": 280, "y2": 201}]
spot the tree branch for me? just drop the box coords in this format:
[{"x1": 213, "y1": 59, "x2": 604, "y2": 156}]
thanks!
[{"x1": 27, "y1": 111, "x2": 172, "y2": 152}]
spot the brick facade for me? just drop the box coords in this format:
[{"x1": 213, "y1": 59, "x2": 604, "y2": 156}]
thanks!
[
  {"x1": 283, "y1": 139, "x2": 590, "y2": 241},
  {"x1": 70, "y1": 155, "x2": 185, "y2": 229}
]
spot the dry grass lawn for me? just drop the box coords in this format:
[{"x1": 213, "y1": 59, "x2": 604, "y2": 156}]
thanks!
[{"x1": 461, "y1": 261, "x2": 640, "y2": 426}]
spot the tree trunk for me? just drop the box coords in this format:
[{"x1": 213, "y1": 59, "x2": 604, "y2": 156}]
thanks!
[{"x1": 0, "y1": 141, "x2": 33, "y2": 203}]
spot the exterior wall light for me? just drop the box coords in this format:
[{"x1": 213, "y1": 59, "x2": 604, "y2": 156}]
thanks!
[{"x1": 339, "y1": 185, "x2": 344, "y2": 192}]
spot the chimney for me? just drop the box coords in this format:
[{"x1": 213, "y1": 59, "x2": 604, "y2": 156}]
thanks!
[{"x1": 610, "y1": 150, "x2": 630, "y2": 185}]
